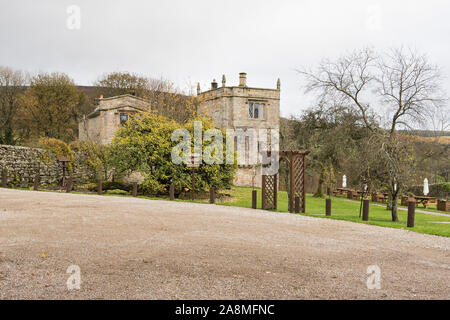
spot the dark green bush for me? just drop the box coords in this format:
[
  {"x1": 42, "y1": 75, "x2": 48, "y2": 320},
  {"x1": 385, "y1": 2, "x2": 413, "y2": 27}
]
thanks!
[
  {"x1": 109, "y1": 113, "x2": 236, "y2": 196},
  {"x1": 88, "y1": 181, "x2": 131, "y2": 192}
]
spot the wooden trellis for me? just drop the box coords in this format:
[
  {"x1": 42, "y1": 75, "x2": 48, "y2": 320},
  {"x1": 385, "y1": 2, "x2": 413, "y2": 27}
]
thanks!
[
  {"x1": 262, "y1": 173, "x2": 277, "y2": 210},
  {"x1": 261, "y1": 150, "x2": 309, "y2": 213}
]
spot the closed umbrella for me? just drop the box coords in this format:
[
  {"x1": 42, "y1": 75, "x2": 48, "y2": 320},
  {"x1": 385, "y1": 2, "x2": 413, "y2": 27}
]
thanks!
[{"x1": 423, "y1": 178, "x2": 429, "y2": 196}]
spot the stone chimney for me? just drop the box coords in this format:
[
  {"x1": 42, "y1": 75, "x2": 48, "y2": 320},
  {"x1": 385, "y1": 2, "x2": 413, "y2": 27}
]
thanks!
[
  {"x1": 239, "y1": 72, "x2": 247, "y2": 87},
  {"x1": 211, "y1": 79, "x2": 218, "y2": 90}
]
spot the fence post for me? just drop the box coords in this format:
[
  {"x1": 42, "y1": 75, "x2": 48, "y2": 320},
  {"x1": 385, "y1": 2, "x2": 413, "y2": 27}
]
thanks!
[
  {"x1": 209, "y1": 186, "x2": 215, "y2": 204},
  {"x1": 407, "y1": 201, "x2": 415, "y2": 228},
  {"x1": 294, "y1": 196, "x2": 300, "y2": 213},
  {"x1": 132, "y1": 182, "x2": 138, "y2": 197},
  {"x1": 1, "y1": 171, "x2": 6, "y2": 188},
  {"x1": 33, "y1": 173, "x2": 40, "y2": 191},
  {"x1": 362, "y1": 199, "x2": 370, "y2": 221},
  {"x1": 65, "y1": 177, "x2": 73, "y2": 193},
  {"x1": 326, "y1": 198, "x2": 331, "y2": 216},
  {"x1": 252, "y1": 190, "x2": 257, "y2": 209},
  {"x1": 97, "y1": 179, "x2": 102, "y2": 195},
  {"x1": 169, "y1": 183, "x2": 175, "y2": 201}
]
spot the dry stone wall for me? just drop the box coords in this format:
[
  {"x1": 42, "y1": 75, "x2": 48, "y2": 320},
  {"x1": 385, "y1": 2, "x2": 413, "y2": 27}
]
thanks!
[{"x1": 0, "y1": 144, "x2": 90, "y2": 187}]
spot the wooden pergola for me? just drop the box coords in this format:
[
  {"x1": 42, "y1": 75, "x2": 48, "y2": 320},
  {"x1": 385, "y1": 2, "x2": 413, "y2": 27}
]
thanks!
[{"x1": 262, "y1": 150, "x2": 309, "y2": 213}]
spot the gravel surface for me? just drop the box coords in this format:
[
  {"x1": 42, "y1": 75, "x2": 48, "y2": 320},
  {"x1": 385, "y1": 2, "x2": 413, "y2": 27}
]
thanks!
[{"x1": 0, "y1": 188, "x2": 449, "y2": 300}]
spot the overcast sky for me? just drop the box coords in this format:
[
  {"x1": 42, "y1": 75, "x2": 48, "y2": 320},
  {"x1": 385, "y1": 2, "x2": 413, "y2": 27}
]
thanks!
[{"x1": 1, "y1": 0, "x2": 449, "y2": 118}]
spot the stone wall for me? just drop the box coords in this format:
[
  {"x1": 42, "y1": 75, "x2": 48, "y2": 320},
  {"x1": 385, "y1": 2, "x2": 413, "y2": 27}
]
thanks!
[{"x1": 0, "y1": 144, "x2": 90, "y2": 187}]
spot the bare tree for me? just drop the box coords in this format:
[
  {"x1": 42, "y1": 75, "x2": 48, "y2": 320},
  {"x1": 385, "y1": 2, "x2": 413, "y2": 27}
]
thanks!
[
  {"x1": 0, "y1": 66, "x2": 26, "y2": 145},
  {"x1": 298, "y1": 48, "x2": 377, "y2": 131},
  {"x1": 144, "y1": 77, "x2": 199, "y2": 123},
  {"x1": 375, "y1": 48, "x2": 445, "y2": 220},
  {"x1": 299, "y1": 47, "x2": 446, "y2": 221},
  {"x1": 376, "y1": 47, "x2": 445, "y2": 134}
]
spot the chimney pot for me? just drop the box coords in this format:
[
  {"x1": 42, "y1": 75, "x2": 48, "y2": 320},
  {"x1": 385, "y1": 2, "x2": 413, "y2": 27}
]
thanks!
[{"x1": 239, "y1": 72, "x2": 247, "y2": 87}]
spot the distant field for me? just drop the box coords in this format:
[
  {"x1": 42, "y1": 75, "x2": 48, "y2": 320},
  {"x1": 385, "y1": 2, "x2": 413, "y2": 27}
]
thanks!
[{"x1": 409, "y1": 135, "x2": 450, "y2": 144}]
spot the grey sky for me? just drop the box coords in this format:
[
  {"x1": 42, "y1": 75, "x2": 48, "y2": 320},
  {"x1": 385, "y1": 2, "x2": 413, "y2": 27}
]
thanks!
[{"x1": 1, "y1": 0, "x2": 449, "y2": 119}]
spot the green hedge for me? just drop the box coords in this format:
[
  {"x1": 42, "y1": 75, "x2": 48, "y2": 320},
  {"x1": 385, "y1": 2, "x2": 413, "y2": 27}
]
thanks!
[
  {"x1": 88, "y1": 181, "x2": 132, "y2": 192},
  {"x1": 407, "y1": 183, "x2": 450, "y2": 200}
]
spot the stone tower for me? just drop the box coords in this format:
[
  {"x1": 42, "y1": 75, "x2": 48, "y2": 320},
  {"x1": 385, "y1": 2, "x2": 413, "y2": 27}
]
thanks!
[{"x1": 197, "y1": 72, "x2": 280, "y2": 186}]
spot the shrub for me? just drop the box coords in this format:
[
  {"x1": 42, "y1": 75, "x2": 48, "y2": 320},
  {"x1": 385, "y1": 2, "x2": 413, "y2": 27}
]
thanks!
[
  {"x1": 106, "y1": 189, "x2": 129, "y2": 195},
  {"x1": 39, "y1": 137, "x2": 74, "y2": 172},
  {"x1": 88, "y1": 181, "x2": 131, "y2": 192},
  {"x1": 70, "y1": 140, "x2": 112, "y2": 180},
  {"x1": 109, "y1": 112, "x2": 236, "y2": 196}
]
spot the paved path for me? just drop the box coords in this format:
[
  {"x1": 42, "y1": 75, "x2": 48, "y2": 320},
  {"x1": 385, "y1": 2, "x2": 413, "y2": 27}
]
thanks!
[{"x1": 0, "y1": 189, "x2": 449, "y2": 299}]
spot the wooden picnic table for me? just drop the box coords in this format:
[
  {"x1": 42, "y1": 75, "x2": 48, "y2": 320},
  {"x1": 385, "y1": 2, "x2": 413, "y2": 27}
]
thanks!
[
  {"x1": 334, "y1": 188, "x2": 369, "y2": 199},
  {"x1": 334, "y1": 188, "x2": 371, "y2": 200},
  {"x1": 347, "y1": 189, "x2": 369, "y2": 200},
  {"x1": 372, "y1": 192, "x2": 388, "y2": 203},
  {"x1": 414, "y1": 196, "x2": 437, "y2": 209},
  {"x1": 335, "y1": 188, "x2": 352, "y2": 195},
  {"x1": 351, "y1": 190, "x2": 363, "y2": 199}
]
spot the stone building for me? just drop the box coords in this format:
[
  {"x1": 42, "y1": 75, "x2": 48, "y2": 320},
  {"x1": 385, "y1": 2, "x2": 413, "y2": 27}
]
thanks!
[
  {"x1": 78, "y1": 74, "x2": 280, "y2": 187},
  {"x1": 78, "y1": 94, "x2": 151, "y2": 145},
  {"x1": 197, "y1": 72, "x2": 280, "y2": 186}
]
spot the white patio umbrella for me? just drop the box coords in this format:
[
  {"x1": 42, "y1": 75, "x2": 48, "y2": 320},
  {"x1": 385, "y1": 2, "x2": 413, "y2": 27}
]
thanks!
[
  {"x1": 423, "y1": 178, "x2": 429, "y2": 196},
  {"x1": 342, "y1": 175, "x2": 347, "y2": 188}
]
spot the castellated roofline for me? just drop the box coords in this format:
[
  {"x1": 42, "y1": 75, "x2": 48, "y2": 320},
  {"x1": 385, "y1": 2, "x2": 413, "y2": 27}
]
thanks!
[
  {"x1": 199, "y1": 85, "x2": 281, "y2": 95},
  {"x1": 197, "y1": 72, "x2": 280, "y2": 96}
]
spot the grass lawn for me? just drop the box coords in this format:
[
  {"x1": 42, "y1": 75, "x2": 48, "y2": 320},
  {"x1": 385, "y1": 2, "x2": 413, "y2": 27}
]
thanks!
[
  {"x1": 217, "y1": 186, "x2": 450, "y2": 238},
  {"x1": 334, "y1": 194, "x2": 447, "y2": 213}
]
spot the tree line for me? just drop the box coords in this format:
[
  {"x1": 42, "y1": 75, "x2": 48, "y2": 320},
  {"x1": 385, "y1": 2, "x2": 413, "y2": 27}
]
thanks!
[
  {"x1": 0, "y1": 70, "x2": 198, "y2": 145},
  {"x1": 1, "y1": 47, "x2": 449, "y2": 220}
]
